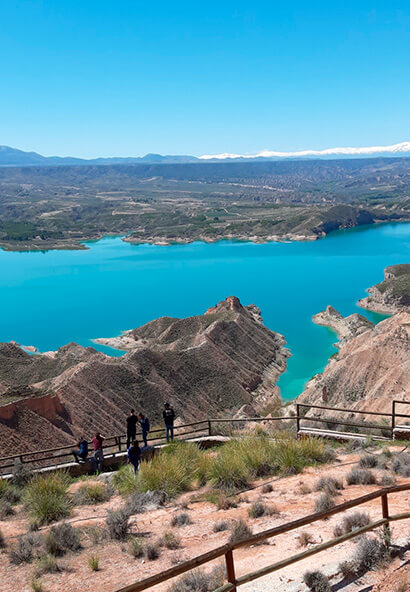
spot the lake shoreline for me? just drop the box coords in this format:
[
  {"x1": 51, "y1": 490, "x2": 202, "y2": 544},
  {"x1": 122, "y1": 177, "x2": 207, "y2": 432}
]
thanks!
[
  {"x1": 0, "y1": 222, "x2": 409, "y2": 401},
  {"x1": 1, "y1": 218, "x2": 409, "y2": 253}
]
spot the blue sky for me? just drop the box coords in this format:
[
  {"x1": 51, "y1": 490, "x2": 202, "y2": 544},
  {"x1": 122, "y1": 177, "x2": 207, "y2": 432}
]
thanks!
[{"x1": 1, "y1": 1, "x2": 410, "y2": 158}]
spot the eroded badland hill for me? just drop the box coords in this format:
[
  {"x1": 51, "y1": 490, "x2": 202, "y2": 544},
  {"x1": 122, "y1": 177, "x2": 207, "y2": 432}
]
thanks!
[{"x1": 0, "y1": 297, "x2": 288, "y2": 455}]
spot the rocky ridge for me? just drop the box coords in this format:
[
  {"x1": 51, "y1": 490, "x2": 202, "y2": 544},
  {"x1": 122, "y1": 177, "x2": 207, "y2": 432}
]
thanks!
[
  {"x1": 358, "y1": 263, "x2": 410, "y2": 314},
  {"x1": 0, "y1": 297, "x2": 289, "y2": 455},
  {"x1": 313, "y1": 305, "x2": 374, "y2": 347},
  {"x1": 298, "y1": 310, "x2": 410, "y2": 415}
]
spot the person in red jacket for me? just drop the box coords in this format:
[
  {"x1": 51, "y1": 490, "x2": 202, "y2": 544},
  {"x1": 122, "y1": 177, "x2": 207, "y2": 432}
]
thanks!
[{"x1": 92, "y1": 432, "x2": 104, "y2": 474}]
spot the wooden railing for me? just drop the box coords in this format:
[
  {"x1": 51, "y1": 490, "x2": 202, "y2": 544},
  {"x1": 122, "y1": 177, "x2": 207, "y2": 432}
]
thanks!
[
  {"x1": 296, "y1": 402, "x2": 395, "y2": 438},
  {"x1": 0, "y1": 400, "x2": 408, "y2": 475},
  {"x1": 116, "y1": 484, "x2": 410, "y2": 592}
]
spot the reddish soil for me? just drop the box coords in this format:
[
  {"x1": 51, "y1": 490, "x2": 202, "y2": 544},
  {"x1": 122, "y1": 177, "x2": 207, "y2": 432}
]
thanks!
[{"x1": 0, "y1": 448, "x2": 409, "y2": 592}]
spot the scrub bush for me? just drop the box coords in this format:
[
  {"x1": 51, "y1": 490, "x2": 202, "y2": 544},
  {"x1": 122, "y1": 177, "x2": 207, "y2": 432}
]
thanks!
[
  {"x1": 171, "y1": 513, "x2": 191, "y2": 527},
  {"x1": 24, "y1": 471, "x2": 71, "y2": 525},
  {"x1": 73, "y1": 482, "x2": 112, "y2": 505},
  {"x1": 167, "y1": 566, "x2": 225, "y2": 592},
  {"x1": 333, "y1": 511, "x2": 371, "y2": 537},
  {"x1": 229, "y1": 519, "x2": 252, "y2": 544},
  {"x1": 346, "y1": 468, "x2": 377, "y2": 485},
  {"x1": 314, "y1": 492, "x2": 335, "y2": 513},
  {"x1": 303, "y1": 570, "x2": 332, "y2": 592},
  {"x1": 106, "y1": 508, "x2": 130, "y2": 540},
  {"x1": 45, "y1": 522, "x2": 81, "y2": 556}
]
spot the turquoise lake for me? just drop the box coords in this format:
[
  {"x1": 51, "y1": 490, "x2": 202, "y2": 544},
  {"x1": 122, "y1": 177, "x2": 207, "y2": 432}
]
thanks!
[{"x1": 0, "y1": 222, "x2": 409, "y2": 401}]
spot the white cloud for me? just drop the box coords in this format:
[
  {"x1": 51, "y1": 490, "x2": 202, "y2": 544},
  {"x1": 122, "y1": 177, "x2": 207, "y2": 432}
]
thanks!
[{"x1": 199, "y1": 141, "x2": 410, "y2": 160}]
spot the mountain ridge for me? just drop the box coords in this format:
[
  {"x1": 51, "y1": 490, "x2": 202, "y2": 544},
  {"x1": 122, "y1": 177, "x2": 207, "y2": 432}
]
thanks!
[{"x1": 2, "y1": 141, "x2": 410, "y2": 166}]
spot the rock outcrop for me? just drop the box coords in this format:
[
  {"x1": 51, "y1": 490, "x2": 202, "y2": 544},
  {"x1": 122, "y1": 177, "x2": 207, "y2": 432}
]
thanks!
[
  {"x1": 358, "y1": 264, "x2": 410, "y2": 314},
  {"x1": 0, "y1": 297, "x2": 289, "y2": 455},
  {"x1": 298, "y1": 311, "x2": 410, "y2": 416},
  {"x1": 313, "y1": 306, "x2": 374, "y2": 347}
]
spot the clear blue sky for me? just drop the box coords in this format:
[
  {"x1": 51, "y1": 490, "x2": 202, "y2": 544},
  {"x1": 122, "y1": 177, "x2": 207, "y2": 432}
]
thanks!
[{"x1": 1, "y1": 1, "x2": 410, "y2": 158}]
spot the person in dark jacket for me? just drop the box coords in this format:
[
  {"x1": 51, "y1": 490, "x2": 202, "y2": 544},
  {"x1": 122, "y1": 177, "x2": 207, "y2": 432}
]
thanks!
[
  {"x1": 163, "y1": 402, "x2": 175, "y2": 442},
  {"x1": 127, "y1": 440, "x2": 141, "y2": 474},
  {"x1": 138, "y1": 412, "x2": 150, "y2": 447},
  {"x1": 126, "y1": 409, "x2": 138, "y2": 449},
  {"x1": 72, "y1": 437, "x2": 88, "y2": 463}
]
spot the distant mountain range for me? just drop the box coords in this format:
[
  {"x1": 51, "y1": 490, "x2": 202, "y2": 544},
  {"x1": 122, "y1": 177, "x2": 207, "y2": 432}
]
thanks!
[{"x1": 1, "y1": 142, "x2": 410, "y2": 167}]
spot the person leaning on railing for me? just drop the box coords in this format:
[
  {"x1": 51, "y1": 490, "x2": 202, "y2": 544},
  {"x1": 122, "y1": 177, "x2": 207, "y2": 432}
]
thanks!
[{"x1": 72, "y1": 437, "x2": 88, "y2": 464}]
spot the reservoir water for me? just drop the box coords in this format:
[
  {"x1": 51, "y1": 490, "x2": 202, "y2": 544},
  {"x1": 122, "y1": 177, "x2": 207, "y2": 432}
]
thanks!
[{"x1": 0, "y1": 222, "x2": 409, "y2": 400}]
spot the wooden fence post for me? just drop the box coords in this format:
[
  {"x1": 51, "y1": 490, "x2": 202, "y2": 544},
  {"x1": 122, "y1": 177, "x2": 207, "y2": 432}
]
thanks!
[
  {"x1": 392, "y1": 401, "x2": 396, "y2": 438},
  {"x1": 225, "y1": 549, "x2": 237, "y2": 591},
  {"x1": 381, "y1": 493, "x2": 389, "y2": 520},
  {"x1": 208, "y1": 420, "x2": 212, "y2": 437},
  {"x1": 296, "y1": 404, "x2": 300, "y2": 436}
]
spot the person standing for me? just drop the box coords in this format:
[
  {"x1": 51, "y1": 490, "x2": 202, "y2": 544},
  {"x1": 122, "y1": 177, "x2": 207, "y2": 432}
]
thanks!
[
  {"x1": 163, "y1": 402, "x2": 175, "y2": 442},
  {"x1": 92, "y1": 432, "x2": 104, "y2": 474},
  {"x1": 126, "y1": 409, "x2": 138, "y2": 449},
  {"x1": 127, "y1": 440, "x2": 141, "y2": 474},
  {"x1": 138, "y1": 412, "x2": 150, "y2": 447},
  {"x1": 72, "y1": 436, "x2": 88, "y2": 463}
]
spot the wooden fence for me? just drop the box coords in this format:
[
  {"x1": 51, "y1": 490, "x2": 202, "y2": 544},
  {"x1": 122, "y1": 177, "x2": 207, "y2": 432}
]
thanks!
[
  {"x1": 116, "y1": 484, "x2": 410, "y2": 592},
  {"x1": 0, "y1": 400, "x2": 408, "y2": 475}
]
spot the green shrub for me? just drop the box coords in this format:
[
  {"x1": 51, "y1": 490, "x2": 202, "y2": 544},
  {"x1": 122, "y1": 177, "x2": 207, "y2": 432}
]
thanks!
[
  {"x1": 298, "y1": 437, "x2": 330, "y2": 464},
  {"x1": 139, "y1": 447, "x2": 196, "y2": 497},
  {"x1": 0, "y1": 480, "x2": 10, "y2": 499},
  {"x1": 129, "y1": 538, "x2": 144, "y2": 558},
  {"x1": 0, "y1": 500, "x2": 15, "y2": 520},
  {"x1": 88, "y1": 554, "x2": 100, "y2": 571},
  {"x1": 113, "y1": 465, "x2": 139, "y2": 496},
  {"x1": 2, "y1": 485, "x2": 21, "y2": 505},
  {"x1": 45, "y1": 523, "x2": 81, "y2": 556},
  {"x1": 229, "y1": 519, "x2": 252, "y2": 544},
  {"x1": 106, "y1": 508, "x2": 129, "y2": 540},
  {"x1": 303, "y1": 570, "x2": 331, "y2": 592},
  {"x1": 30, "y1": 577, "x2": 44, "y2": 592},
  {"x1": 171, "y1": 513, "x2": 191, "y2": 527},
  {"x1": 207, "y1": 444, "x2": 249, "y2": 491},
  {"x1": 73, "y1": 482, "x2": 112, "y2": 505},
  {"x1": 24, "y1": 471, "x2": 71, "y2": 525},
  {"x1": 346, "y1": 468, "x2": 376, "y2": 485}
]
